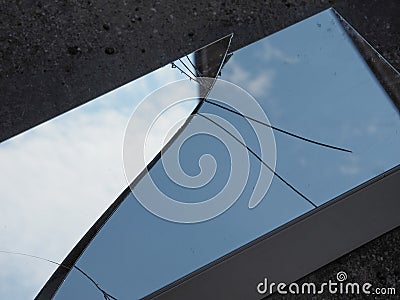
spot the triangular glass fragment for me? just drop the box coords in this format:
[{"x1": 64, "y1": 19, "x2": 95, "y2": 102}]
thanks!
[{"x1": 35, "y1": 35, "x2": 233, "y2": 300}]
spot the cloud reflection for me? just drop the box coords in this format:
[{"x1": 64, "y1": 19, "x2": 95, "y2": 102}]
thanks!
[{"x1": 0, "y1": 63, "x2": 196, "y2": 299}]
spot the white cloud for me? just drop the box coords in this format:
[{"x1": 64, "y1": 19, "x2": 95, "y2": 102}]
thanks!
[
  {"x1": 0, "y1": 63, "x2": 197, "y2": 299},
  {"x1": 262, "y1": 42, "x2": 300, "y2": 64},
  {"x1": 0, "y1": 107, "x2": 128, "y2": 299},
  {"x1": 225, "y1": 62, "x2": 274, "y2": 98},
  {"x1": 248, "y1": 72, "x2": 274, "y2": 98}
]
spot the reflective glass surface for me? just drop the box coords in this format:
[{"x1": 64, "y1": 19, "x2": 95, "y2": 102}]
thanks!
[
  {"x1": 50, "y1": 8, "x2": 399, "y2": 300},
  {"x1": 0, "y1": 50, "x2": 201, "y2": 299}
]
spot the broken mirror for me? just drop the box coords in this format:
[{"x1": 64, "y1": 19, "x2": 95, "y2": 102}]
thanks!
[
  {"x1": 39, "y1": 8, "x2": 400, "y2": 300},
  {"x1": 0, "y1": 34, "x2": 230, "y2": 299}
]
